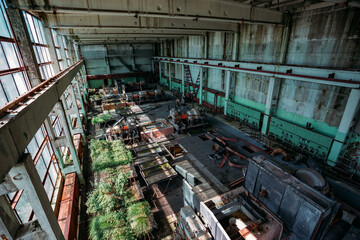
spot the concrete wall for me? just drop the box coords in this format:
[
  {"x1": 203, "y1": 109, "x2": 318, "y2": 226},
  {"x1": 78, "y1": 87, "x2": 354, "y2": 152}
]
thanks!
[
  {"x1": 80, "y1": 43, "x2": 156, "y2": 76},
  {"x1": 159, "y1": 6, "x2": 360, "y2": 160}
]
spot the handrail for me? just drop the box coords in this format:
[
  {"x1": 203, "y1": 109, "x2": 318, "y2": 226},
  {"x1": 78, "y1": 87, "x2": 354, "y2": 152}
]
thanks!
[{"x1": 0, "y1": 60, "x2": 83, "y2": 118}]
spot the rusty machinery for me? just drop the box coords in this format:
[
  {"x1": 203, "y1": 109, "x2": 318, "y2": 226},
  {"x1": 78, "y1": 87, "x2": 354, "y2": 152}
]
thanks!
[
  {"x1": 106, "y1": 115, "x2": 140, "y2": 143},
  {"x1": 168, "y1": 107, "x2": 206, "y2": 132}
]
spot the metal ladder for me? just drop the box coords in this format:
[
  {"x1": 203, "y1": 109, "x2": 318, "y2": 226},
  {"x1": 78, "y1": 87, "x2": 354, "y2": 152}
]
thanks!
[{"x1": 184, "y1": 65, "x2": 200, "y2": 99}]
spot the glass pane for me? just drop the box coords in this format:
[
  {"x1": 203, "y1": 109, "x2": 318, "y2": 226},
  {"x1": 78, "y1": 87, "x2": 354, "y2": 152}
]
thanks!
[
  {"x1": 22, "y1": 12, "x2": 33, "y2": 42},
  {"x1": 45, "y1": 48, "x2": 51, "y2": 62},
  {"x1": 51, "y1": 29, "x2": 58, "y2": 46},
  {"x1": 34, "y1": 127, "x2": 45, "y2": 144},
  {"x1": 13, "y1": 72, "x2": 28, "y2": 94},
  {"x1": 49, "y1": 164, "x2": 58, "y2": 186},
  {"x1": 35, "y1": 157, "x2": 47, "y2": 181},
  {"x1": 0, "y1": 87, "x2": 7, "y2": 106},
  {"x1": 2, "y1": 42, "x2": 20, "y2": 68},
  {"x1": 33, "y1": 18, "x2": 43, "y2": 44},
  {"x1": 0, "y1": 44, "x2": 9, "y2": 71},
  {"x1": 42, "y1": 143, "x2": 51, "y2": 166},
  {"x1": 32, "y1": 45, "x2": 39, "y2": 63},
  {"x1": 44, "y1": 176, "x2": 54, "y2": 200},
  {"x1": 0, "y1": 2, "x2": 10, "y2": 38},
  {"x1": 26, "y1": 13, "x2": 38, "y2": 43},
  {"x1": 1, "y1": 74, "x2": 19, "y2": 101},
  {"x1": 15, "y1": 192, "x2": 32, "y2": 223},
  {"x1": 36, "y1": 46, "x2": 44, "y2": 63},
  {"x1": 39, "y1": 21, "x2": 47, "y2": 45},
  {"x1": 27, "y1": 137, "x2": 38, "y2": 158}
]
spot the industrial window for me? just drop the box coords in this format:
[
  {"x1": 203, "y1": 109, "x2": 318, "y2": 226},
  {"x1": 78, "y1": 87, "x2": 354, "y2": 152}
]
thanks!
[
  {"x1": 51, "y1": 29, "x2": 67, "y2": 71},
  {"x1": 0, "y1": 0, "x2": 31, "y2": 107},
  {"x1": 8, "y1": 125, "x2": 61, "y2": 223},
  {"x1": 22, "y1": 11, "x2": 55, "y2": 80},
  {"x1": 62, "y1": 36, "x2": 72, "y2": 66}
]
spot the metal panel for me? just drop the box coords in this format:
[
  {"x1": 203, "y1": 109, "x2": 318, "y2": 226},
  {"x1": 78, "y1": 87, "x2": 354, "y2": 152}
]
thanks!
[
  {"x1": 277, "y1": 188, "x2": 302, "y2": 227},
  {"x1": 292, "y1": 201, "x2": 322, "y2": 239},
  {"x1": 244, "y1": 161, "x2": 259, "y2": 193},
  {"x1": 253, "y1": 170, "x2": 286, "y2": 214},
  {"x1": 269, "y1": 117, "x2": 334, "y2": 159},
  {"x1": 246, "y1": 155, "x2": 339, "y2": 240}
]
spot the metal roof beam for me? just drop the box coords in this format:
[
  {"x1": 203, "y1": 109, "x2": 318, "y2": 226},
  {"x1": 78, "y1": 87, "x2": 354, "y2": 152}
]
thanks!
[{"x1": 18, "y1": 0, "x2": 283, "y2": 25}]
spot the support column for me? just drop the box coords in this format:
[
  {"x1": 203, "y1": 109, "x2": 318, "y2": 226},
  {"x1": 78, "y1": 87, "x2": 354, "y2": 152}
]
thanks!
[
  {"x1": 232, "y1": 32, "x2": 239, "y2": 61},
  {"x1": 55, "y1": 102, "x2": 85, "y2": 185},
  {"x1": 44, "y1": 117, "x2": 65, "y2": 171},
  {"x1": 159, "y1": 62, "x2": 162, "y2": 83},
  {"x1": 169, "y1": 63, "x2": 172, "y2": 90},
  {"x1": 5, "y1": 1, "x2": 42, "y2": 87},
  {"x1": 8, "y1": 154, "x2": 64, "y2": 240},
  {"x1": 74, "y1": 79, "x2": 86, "y2": 116},
  {"x1": 199, "y1": 67, "x2": 203, "y2": 104},
  {"x1": 69, "y1": 85, "x2": 86, "y2": 143},
  {"x1": 43, "y1": 27, "x2": 60, "y2": 73},
  {"x1": 182, "y1": 64, "x2": 185, "y2": 97},
  {"x1": 328, "y1": 89, "x2": 360, "y2": 166},
  {"x1": 224, "y1": 70, "x2": 231, "y2": 115},
  {"x1": 261, "y1": 77, "x2": 281, "y2": 134},
  {"x1": 0, "y1": 195, "x2": 20, "y2": 240}
]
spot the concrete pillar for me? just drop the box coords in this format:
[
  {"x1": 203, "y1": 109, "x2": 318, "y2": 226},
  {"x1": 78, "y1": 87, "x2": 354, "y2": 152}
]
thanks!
[
  {"x1": 8, "y1": 154, "x2": 65, "y2": 240},
  {"x1": 43, "y1": 27, "x2": 60, "y2": 73},
  {"x1": 151, "y1": 60, "x2": 154, "y2": 75},
  {"x1": 232, "y1": 32, "x2": 239, "y2": 61},
  {"x1": 74, "y1": 79, "x2": 86, "y2": 116},
  {"x1": 0, "y1": 195, "x2": 20, "y2": 240},
  {"x1": 169, "y1": 63, "x2": 172, "y2": 90},
  {"x1": 182, "y1": 65, "x2": 185, "y2": 97},
  {"x1": 69, "y1": 85, "x2": 86, "y2": 143},
  {"x1": 199, "y1": 67, "x2": 203, "y2": 104},
  {"x1": 328, "y1": 89, "x2": 360, "y2": 166},
  {"x1": 5, "y1": 1, "x2": 42, "y2": 87},
  {"x1": 262, "y1": 77, "x2": 281, "y2": 134},
  {"x1": 224, "y1": 70, "x2": 231, "y2": 115},
  {"x1": 44, "y1": 117, "x2": 65, "y2": 171},
  {"x1": 159, "y1": 62, "x2": 162, "y2": 82},
  {"x1": 55, "y1": 102, "x2": 85, "y2": 185}
]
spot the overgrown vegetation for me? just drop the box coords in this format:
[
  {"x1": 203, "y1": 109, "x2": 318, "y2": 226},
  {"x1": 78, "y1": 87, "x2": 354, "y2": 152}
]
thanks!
[
  {"x1": 89, "y1": 139, "x2": 133, "y2": 171},
  {"x1": 87, "y1": 140, "x2": 152, "y2": 239},
  {"x1": 91, "y1": 113, "x2": 112, "y2": 125}
]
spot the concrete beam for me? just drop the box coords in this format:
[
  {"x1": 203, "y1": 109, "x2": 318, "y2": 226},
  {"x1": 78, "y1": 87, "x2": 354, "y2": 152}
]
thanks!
[
  {"x1": 19, "y1": 0, "x2": 283, "y2": 24},
  {"x1": 328, "y1": 89, "x2": 360, "y2": 166},
  {"x1": 45, "y1": 15, "x2": 239, "y2": 32},
  {"x1": 8, "y1": 154, "x2": 64, "y2": 240},
  {"x1": 0, "y1": 195, "x2": 20, "y2": 240},
  {"x1": 154, "y1": 57, "x2": 360, "y2": 88},
  {"x1": 5, "y1": 1, "x2": 42, "y2": 87},
  {"x1": 0, "y1": 61, "x2": 83, "y2": 182},
  {"x1": 57, "y1": 28, "x2": 207, "y2": 35}
]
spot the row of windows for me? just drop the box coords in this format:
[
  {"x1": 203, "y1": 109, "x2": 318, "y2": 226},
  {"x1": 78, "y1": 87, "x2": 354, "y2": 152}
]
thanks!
[{"x1": 0, "y1": 0, "x2": 83, "y2": 224}]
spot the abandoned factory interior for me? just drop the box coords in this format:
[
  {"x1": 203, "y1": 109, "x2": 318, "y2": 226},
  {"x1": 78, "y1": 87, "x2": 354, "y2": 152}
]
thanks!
[{"x1": 0, "y1": 0, "x2": 360, "y2": 239}]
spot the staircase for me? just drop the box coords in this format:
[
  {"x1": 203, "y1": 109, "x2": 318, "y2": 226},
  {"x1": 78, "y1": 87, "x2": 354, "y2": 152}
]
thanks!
[
  {"x1": 118, "y1": 56, "x2": 142, "y2": 72},
  {"x1": 184, "y1": 65, "x2": 201, "y2": 99}
]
